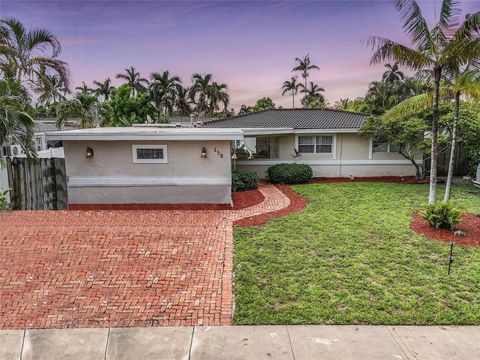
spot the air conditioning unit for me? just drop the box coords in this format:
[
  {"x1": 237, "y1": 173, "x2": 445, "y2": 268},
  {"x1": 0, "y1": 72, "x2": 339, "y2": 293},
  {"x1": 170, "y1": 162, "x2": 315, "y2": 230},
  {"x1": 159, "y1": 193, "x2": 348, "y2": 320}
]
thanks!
[{"x1": 9, "y1": 144, "x2": 24, "y2": 157}]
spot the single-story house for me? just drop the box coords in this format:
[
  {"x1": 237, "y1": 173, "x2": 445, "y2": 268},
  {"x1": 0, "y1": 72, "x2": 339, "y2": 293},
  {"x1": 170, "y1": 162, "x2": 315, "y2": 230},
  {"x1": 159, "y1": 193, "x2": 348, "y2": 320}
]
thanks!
[
  {"x1": 203, "y1": 109, "x2": 421, "y2": 178},
  {"x1": 46, "y1": 127, "x2": 243, "y2": 207}
]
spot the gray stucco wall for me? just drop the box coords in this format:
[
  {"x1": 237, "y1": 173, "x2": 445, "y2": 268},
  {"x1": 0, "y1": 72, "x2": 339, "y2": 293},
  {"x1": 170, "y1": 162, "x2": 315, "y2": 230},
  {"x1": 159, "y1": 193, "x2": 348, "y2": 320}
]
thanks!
[
  {"x1": 237, "y1": 133, "x2": 421, "y2": 178},
  {"x1": 64, "y1": 140, "x2": 233, "y2": 204}
]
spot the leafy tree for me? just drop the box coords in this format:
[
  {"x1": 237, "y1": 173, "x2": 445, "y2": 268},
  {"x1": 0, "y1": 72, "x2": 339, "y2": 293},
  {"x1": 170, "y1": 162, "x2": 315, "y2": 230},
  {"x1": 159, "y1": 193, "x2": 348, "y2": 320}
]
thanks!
[
  {"x1": 93, "y1": 78, "x2": 114, "y2": 101},
  {"x1": 282, "y1": 77, "x2": 301, "y2": 108},
  {"x1": 368, "y1": 0, "x2": 480, "y2": 203},
  {"x1": 300, "y1": 82, "x2": 325, "y2": 108},
  {"x1": 149, "y1": 71, "x2": 181, "y2": 122},
  {"x1": 56, "y1": 93, "x2": 109, "y2": 129},
  {"x1": 105, "y1": 84, "x2": 155, "y2": 126},
  {"x1": 382, "y1": 62, "x2": 405, "y2": 82},
  {"x1": 251, "y1": 97, "x2": 275, "y2": 112},
  {"x1": 116, "y1": 66, "x2": 149, "y2": 96},
  {"x1": 0, "y1": 79, "x2": 35, "y2": 157},
  {"x1": 292, "y1": 54, "x2": 319, "y2": 90},
  {"x1": 238, "y1": 104, "x2": 252, "y2": 115},
  {"x1": 0, "y1": 18, "x2": 69, "y2": 87}
]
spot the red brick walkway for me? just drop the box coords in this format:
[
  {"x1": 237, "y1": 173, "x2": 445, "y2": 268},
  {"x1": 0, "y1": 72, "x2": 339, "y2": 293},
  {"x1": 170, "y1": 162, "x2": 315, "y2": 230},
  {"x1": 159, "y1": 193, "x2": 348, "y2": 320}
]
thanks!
[{"x1": 0, "y1": 184, "x2": 291, "y2": 330}]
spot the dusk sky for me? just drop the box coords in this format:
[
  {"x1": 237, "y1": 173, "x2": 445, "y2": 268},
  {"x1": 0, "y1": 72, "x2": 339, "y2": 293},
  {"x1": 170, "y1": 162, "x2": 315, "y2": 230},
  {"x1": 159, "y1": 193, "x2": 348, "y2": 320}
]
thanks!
[{"x1": 2, "y1": 0, "x2": 479, "y2": 110}]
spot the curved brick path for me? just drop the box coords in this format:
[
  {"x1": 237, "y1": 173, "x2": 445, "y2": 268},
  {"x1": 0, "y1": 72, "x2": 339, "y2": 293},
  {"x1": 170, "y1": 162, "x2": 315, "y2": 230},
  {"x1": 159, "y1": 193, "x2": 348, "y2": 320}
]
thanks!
[{"x1": 0, "y1": 185, "x2": 291, "y2": 329}]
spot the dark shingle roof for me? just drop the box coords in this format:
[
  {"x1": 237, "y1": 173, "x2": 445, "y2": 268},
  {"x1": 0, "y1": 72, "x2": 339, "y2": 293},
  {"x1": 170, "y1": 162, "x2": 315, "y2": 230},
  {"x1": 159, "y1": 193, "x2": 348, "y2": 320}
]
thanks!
[{"x1": 203, "y1": 109, "x2": 366, "y2": 130}]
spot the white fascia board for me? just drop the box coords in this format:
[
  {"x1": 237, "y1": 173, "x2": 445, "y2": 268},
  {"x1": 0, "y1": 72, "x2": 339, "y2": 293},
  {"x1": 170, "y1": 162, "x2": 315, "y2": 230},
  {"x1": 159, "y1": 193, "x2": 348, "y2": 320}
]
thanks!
[
  {"x1": 236, "y1": 159, "x2": 422, "y2": 166},
  {"x1": 241, "y1": 128, "x2": 294, "y2": 136},
  {"x1": 293, "y1": 129, "x2": 359, "y2": 134},
  {"x1": 46, "y1": 132, "x2": 243, "y2": 141},
  {"x1": 68, "y1": 176, "x2": 231, "y2": 187}
]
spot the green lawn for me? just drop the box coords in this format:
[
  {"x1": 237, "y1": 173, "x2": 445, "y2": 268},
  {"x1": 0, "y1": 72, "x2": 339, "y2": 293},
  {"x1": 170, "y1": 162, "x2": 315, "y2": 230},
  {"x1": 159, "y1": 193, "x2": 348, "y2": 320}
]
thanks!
[{"x1": 233, "y1": 182, "x2": 480, "y2": 325}]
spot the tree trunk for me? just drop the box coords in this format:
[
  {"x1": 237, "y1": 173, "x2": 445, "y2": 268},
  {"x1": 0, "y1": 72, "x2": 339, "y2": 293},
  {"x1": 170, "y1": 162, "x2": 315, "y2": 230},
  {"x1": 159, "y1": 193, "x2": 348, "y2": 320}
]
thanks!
[
  {"x1": 428, "y1": 68, "x2": 441, "y2": 204},
  {"x1": 444, "y1": 91, "x2": 460, "y2": 202},
  {"x1": 292, "y1": 92, "x2": 295, "y2": 109}
]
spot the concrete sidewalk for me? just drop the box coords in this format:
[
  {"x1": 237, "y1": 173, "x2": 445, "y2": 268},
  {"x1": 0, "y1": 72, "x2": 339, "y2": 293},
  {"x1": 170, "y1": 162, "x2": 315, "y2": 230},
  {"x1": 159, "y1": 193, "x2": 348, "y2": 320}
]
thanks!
[{"x1": 1, "y1": 325, "x2": 479, "y2": 360}]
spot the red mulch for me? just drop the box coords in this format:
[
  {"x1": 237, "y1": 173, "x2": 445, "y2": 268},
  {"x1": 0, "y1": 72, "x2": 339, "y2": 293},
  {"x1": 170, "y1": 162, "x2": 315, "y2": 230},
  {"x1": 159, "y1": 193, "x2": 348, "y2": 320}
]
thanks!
[
  {"x1": 234, "y1": 185, "x2": 308, "y2": 227},
  {"x1": 232, "y1": 189, "x2": 265, "y2": 210},
  {"x1": 311, "y1": 176, "x2": 428, "y2": 184},
  {"x1": 411, "y1": 212, "x2": 480, "y2": 247}
]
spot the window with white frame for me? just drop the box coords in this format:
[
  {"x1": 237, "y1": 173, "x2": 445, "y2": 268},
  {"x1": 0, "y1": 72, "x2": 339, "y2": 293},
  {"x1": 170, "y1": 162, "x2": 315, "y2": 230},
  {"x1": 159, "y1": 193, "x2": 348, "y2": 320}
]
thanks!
[
  {"x1": 132, "y1": 145, "x2": 168, "y2": 163},
  {"x1": 298, "y1": 135, "x2": 333, "y2": 154}
]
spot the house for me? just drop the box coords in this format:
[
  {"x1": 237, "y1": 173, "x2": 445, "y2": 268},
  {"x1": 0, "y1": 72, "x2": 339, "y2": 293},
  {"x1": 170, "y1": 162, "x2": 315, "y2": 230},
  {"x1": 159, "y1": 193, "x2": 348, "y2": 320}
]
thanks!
[
  {"x1": 46, "y1": 127, "x2": 243, "y2": 207},
  {"x1": 203, "y1": 109, "x2": 421, "y2": 178}
]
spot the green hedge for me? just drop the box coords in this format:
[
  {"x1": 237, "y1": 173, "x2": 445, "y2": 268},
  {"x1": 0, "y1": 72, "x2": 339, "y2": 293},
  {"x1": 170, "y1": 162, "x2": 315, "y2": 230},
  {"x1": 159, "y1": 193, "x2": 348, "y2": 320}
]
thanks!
[
  {"x1": 232, "y1": 170, "x2": 258, "y2": 192},
  {"x1": 267, "y1": 163, "x2": 313, "y2": 184}
]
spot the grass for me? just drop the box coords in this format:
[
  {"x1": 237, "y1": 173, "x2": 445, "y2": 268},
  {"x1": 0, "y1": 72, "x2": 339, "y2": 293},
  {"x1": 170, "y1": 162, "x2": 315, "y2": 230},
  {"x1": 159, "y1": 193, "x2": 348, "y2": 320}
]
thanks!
[{"x1": 233, "y1": 182, "x2": 480, "y2": 325}]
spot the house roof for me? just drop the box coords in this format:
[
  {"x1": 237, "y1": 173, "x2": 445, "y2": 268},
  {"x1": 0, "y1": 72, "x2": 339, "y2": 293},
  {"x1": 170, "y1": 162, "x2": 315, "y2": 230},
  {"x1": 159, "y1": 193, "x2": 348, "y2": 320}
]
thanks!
[
  {"x1": 45, "y1": 127, "x2": 244, "y2": 141},
  {"x1": 203, "y1": 109, "x2": 366, "y2": 131}
]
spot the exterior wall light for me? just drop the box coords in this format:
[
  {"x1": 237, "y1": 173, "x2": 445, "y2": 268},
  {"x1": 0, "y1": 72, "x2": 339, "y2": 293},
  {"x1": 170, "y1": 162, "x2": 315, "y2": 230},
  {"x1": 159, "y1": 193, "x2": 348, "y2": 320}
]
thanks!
[
  {"x1": 86, "y1": 147, "x2": 94, "y2": 159},
  {"x1": 201, "y1": 147, "x2": 207, "y2": 158}
]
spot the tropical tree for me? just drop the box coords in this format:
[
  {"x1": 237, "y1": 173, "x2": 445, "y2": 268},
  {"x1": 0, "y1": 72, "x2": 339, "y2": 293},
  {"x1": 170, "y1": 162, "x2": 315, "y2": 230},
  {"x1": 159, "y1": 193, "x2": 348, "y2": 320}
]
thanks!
[
  {"x1": 93, "y1": 78, "x2": 114, "y2": 101},
  {"x1": 116, "y1": 66, "x2": 149, "y2": 96},
  {"x1": 105, "y1": 84, "x2": 155, "y2": 126},
  {"x1": 334, "y1": 98, "x2": 353, "y2": 110},
  {"x1": 382, "y1": 62, "x2": 405, "y2": 82},
  {"x1": 34, "y1": 70, "x2": 68, "y2": 108},
  {"x1": 175, "y1": 85, "x2": 192, "y2": 117},
  {"x1": 189, "y1": 73, "x2": 213, "y2": 116},
  {"x1": 208, "y1": 81, "x2": 229, "y2": 114},
  {"x1": 238, "y1": 104, "x2": 252, "y2": 115},
  {"x1": 282, "y1": 77, "x2": 301, "y2": 108},
  {"x1": 292, "y1": 54, "x2": 320, "y2": 90},
  {"x1": 149, "y1": 71, "x2": 181, "y2": 122},
  {"x1": 0, "y1": 18, "x2": 69, "y2": 87},
  {"x1": 0, "y1": 79, "x2": 35, "y2": 157},
  {"x1": 368, "y1": 0, "x2": 480, "y2": 203},
  {"x1": 56, "y1": 93, "x2": 109, "y2": 129},
  {"x1": 251, "y1": 97, "x2": 275, "y2": 112},
  {"x1": 301, "y1": 82, "x2": 325, "y2": 108},
  {"x1": 75, "y1": 82, "x2": 92, "y2": 96}
]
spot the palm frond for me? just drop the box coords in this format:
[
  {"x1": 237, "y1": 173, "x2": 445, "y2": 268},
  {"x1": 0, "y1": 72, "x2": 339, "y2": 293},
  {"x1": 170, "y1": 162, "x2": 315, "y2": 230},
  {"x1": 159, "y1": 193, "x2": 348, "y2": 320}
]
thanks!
[{"x1": 394, "y1": 0, "x2": 433, "y2": 51}]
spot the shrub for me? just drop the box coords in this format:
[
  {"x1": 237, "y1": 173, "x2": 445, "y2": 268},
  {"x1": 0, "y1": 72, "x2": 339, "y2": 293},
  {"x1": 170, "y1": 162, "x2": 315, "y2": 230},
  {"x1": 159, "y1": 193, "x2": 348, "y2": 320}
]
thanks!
[
  {"x1": 232, "y1": 170, "x2": 258, "y2": 192},
  {"x1": 0, "y1": 188, "x2": 10, "y2": 211},
  {"x1": 267, "y1": 163, "x2": 313, "y2": 184},
  {"x1": 421, "y1": 202, "x2": 462, "y2": 230}
]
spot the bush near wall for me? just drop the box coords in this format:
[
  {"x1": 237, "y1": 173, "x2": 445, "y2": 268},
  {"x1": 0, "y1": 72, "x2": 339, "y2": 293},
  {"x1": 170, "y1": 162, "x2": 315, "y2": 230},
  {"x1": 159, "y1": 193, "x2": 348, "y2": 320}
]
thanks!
[
  {"x1": 267, "y1": 163, "x2": 313, "y2": 184},
  {"x1": 232, "y1": 170, "x2": 258, "y2": 192}
]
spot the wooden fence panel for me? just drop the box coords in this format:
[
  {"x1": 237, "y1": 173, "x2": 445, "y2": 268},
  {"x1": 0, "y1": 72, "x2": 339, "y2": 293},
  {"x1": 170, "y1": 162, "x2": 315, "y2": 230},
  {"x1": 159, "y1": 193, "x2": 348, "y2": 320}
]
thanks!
[{"x1": 6, "y1": 157, "x2": 68, "y2": 210}]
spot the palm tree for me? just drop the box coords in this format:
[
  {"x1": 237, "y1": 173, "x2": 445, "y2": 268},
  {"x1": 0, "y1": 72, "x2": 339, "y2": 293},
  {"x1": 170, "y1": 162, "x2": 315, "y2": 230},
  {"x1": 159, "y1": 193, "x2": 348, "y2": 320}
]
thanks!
[
  {"x1": 0, "y1": 79, "x2": 35, "y2": 157},
  {"x1": 93, "y1": 78, "x2": 114, "y2": 101},
  {"x1": 190, "y1": 73, "x2": 213, "y2": 116},
  {"x1": 335, "y1": 98, "x2": 352, "y2": 110},
  {"x1": 175, "y1": 85, "x2": 192, "y2": 117},
  {"x1": 292, "y1": 54, "x2": 320, "y2": 90},
  {"x1": 368, "y1": 0, "x2": 480, "y2": 203},
  {"x1": 56, "y1": 93, "x2": 109, "y2": 129},
  {"x1": 366, "y1": 80, "x2": 397, "y2": 113},
  {"x1": 149, "y1": 71, "x2": 181, "y2": 122},
  {"x1": 208, "y1": 81, "x2": 229, "y2": 115},
  {"x1": 282, "y1": 77, "x2": 301, "y2": 108},
  {"x1": 75, "y1": 82, "x2": 93, "y2": 96},
  {"x1": 34, "y1": 70, "x2": 68, "y2": 107},
  {"x1": 238, "y1": 105, "x2": 251, "y2": 115},
  {"x1": 116, "y1": 66, "x2": 149, "y2": 96},
  {"x1": 0, "y1": 18, "x2": 69, "y2": 87},
  {"x1": 382, "y1": 62, "x2": 405, "y2": 82}
]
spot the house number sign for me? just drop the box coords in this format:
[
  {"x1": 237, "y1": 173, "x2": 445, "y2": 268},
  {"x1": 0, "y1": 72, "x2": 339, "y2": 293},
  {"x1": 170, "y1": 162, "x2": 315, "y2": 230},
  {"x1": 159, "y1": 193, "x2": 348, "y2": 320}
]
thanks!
[{"x1": 213, "y1": 147, "x2": 224, "y2": 158}]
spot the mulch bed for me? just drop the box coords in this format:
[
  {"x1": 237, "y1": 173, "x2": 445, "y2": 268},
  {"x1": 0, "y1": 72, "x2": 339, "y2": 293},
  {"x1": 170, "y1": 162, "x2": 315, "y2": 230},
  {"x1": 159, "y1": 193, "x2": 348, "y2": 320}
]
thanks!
[
  {"x1": 411, "y1": 212, "x2": 480, "y2": 247},
  {"x1": 234, "y1": 185, "x2": 308, "y2": 227},
  {"x1": 232, "y1": 189, "x2": 265, "y2": 210},
  {"x1": 311, "y1": 176, "x2": 429, "y2": 184}
]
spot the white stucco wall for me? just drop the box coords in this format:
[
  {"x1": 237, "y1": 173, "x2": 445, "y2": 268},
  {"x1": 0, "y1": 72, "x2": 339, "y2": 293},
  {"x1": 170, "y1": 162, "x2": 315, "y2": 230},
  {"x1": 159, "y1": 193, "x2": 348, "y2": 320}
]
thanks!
[
  {"x1": 64, "y1": 140, "x2": 233, "y2": 204},
  {"x1": 237, "y1": 133, "x2": 421, "y2": 178}
]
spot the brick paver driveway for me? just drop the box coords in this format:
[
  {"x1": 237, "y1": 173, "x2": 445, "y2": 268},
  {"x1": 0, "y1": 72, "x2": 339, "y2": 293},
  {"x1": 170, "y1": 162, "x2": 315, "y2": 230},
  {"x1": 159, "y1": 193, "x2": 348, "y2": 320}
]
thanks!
[{"x1": 0, "y1": 210, "x2": 233, "y2": 329}]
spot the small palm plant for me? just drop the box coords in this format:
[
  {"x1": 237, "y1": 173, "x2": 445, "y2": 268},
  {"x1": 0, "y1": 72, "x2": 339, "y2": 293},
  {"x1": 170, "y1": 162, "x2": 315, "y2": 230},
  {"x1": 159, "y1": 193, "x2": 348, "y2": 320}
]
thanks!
[{"x1": 421, "y1": 202, "x2": 462, "y2": 230}]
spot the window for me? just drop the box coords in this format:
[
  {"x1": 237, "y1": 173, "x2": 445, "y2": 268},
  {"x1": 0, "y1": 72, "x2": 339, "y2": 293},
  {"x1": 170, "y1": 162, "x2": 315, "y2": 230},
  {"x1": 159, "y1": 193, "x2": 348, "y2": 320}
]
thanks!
[
  {"x1": 389, "y1": 144, "x2": 401, "y2": 153},
  {"x1": 372, "y1": 141, "x2": 401, "y2": 153},
  {"x1": 35, "y1": 137, "x2": 43, "y2": 152},
  {"x1": 132, "y1": 145, "x2": 168, "y2": 163},
  {"x1": 298, "y1": 135, "x2": 333, "y2": 154},
  {"x1": 255, "y1": 137, "x2": 278, "y2": 159}
]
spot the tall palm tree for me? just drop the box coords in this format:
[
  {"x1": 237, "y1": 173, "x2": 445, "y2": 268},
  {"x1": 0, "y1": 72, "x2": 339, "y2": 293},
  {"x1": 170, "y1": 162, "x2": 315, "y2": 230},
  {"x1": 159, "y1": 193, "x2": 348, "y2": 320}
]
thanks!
[
  {"x1": 75, "y1": 82, "x2": 93, "y2": 96},
  {"x1": 56, "y1": 93, "x2": 109, "y2": 129},
  {"x1": 0, "y1": 79, "x2": 35, "y2": 157},
  {"x1": 34, "y1": 69, "x2": 68, "y2": 107},
  {"x1": 292, "y1": 54, "x2": 320, "y2": 90},
  {"x1": 175, "y1": 85, "x2": 192, "y2": 117},
  {"x1": 93, "y1": 78, "x2": 114, "y2": 101},
  {"x1": 282, "y1": 77, "x2": 301, "y2": 108},
  {"x1": 382, "y1": 62, "x2": 405, "y2": 82},
  {"x1": 116, "y1": 66, "x2": 149, "y2": 96},
  {"x1": 368, "y1": 0, "x2": 480, "y2": 203},
  {"x1": 0, "y1": 18, "x2": 69, "y2": 87},
  {"x1": 301, "y1": 81, "x2": 325, "y2": 98},
  {"x1": 208, "y1": 81, "x2": 229, "y2": 114},
  {"x1": 149, "y1": 71, "x2": 181, "y2": 122},
  {"x1": 366, "y1": 80, "x2": 397, "y2": 112},
  {"x1": 190, "y1": 73, "x2": 213, "y2": 116}
]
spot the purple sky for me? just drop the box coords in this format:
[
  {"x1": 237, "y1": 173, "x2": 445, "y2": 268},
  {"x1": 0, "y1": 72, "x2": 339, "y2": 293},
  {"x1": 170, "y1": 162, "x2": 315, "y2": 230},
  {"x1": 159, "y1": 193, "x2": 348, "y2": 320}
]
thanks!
[{"x1": 2, "y1": 0, "x2": 479, "y2": 110}]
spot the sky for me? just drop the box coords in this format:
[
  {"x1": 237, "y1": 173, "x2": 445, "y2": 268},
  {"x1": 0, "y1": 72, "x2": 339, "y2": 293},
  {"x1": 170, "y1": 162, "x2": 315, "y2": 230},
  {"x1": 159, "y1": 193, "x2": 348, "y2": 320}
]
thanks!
[{"x1": 2, "y1": 0, "x2": 479, "y2": 110}]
